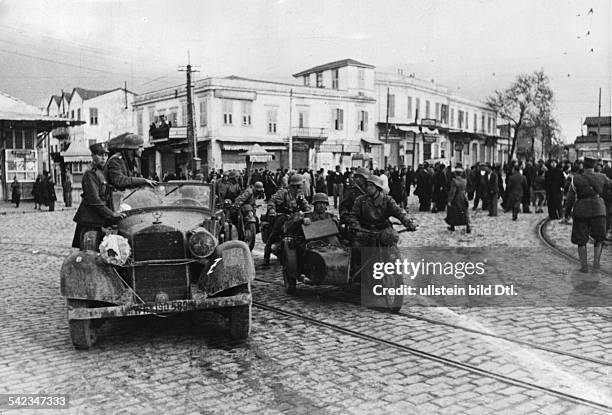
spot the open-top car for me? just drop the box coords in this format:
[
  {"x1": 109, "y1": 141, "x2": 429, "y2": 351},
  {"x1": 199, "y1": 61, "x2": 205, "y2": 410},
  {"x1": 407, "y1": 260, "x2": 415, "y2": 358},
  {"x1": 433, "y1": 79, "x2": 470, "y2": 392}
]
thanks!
[{"x1": 60, "y1": 181, "x2": 255, "y2": 349}]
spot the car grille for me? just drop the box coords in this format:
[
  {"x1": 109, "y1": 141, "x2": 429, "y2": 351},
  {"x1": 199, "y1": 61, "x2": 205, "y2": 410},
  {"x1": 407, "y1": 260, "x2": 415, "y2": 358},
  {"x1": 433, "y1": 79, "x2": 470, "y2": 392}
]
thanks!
[
  {"x1": 133, "y1": 264, "x2": 189, "y2": 303},
  {"x1": 133, "y1": 225, "x2": 185, "y2": 261}
]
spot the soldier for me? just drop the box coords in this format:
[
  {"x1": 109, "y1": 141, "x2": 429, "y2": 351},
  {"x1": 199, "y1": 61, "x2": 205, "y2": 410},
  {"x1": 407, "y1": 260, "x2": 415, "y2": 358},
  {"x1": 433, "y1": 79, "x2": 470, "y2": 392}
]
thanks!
[
  {"x1": 221, "y1": 171, "x2": 242, "y2": 203},
  {"x1": 72, "y1": 143, "x2": 124, "y2": 250},
  {"x1": 263, "y1": 173, "x2": 311, "y2": 266},
  {"x1": 234, "y1": 181, "x2": 264, "y2": 212},
  {"x1": 348, "y1": 175, "x2": 417, "y2": 246},
  {"x1": 339, "y1": 167, "x2": 369, "y2": 225},
  {"x1": 565, "y1": 157, "x2": 611, "y2": 272},
  {"x1": 105, "y1": 133, "x2": 157, "y2": 210},
  {"x1": 285, "y1": 192, "x2": 339, "y2": 236}
]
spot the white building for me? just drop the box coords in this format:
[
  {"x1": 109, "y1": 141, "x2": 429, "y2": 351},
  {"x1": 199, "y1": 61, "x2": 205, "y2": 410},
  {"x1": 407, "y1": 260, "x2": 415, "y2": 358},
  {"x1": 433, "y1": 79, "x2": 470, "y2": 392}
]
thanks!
[
  {"x1": 374, "y1": 71, "x2": 508, "y2": 168},
  {"x1": 133, "y1": 59, "x2": 380, "y2": 177}
]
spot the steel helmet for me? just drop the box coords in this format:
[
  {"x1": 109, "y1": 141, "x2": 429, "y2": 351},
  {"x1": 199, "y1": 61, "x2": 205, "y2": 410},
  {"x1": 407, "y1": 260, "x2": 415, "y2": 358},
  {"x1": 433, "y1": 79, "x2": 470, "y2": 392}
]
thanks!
[
  {"x1": 354, "y1": 167, "x2": 370, "y2": 179},
  {"x1": 107, "y1": 133, "x2": 144, "y2": 150},
  {"x1": 254, "y1": 181, "x2": 264, "y2": 191},
  {"x1": 312, "y1": 193, "x2": 329, "y2": 204},
  {"x1": 289, "y1": 174, "x2": 303, "y2": 186},
  {"x1": 366, "y1": 175, "x2": 384, "y2": 191}
]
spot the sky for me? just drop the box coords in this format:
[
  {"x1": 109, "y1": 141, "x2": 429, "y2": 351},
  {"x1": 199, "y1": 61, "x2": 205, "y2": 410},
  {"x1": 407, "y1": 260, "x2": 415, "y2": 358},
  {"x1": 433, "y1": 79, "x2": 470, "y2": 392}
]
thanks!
[{"x1": 0, "y1": 0, "x2": 609, "y2": 143}]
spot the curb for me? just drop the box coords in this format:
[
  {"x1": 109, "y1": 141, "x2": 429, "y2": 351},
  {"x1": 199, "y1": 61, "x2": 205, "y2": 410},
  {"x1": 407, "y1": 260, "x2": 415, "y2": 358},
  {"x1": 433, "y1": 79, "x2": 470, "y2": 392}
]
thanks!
[{"x1": 0, "y1": 207, "x2": 76, "y2": 216}]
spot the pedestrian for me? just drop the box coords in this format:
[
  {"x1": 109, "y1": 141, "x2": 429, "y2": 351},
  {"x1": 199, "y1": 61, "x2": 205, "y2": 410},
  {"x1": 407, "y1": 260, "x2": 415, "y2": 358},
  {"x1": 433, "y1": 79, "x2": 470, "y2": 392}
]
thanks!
[
  {"x1": 432, "y1": 163, "x2": 448, "y2": 213},
  {"x1": 63, "y1": 172, "x2": 73, "y2": 207},
  {"x1": 333, "y1": 165, "x2": 343, "y2": 208},
  {"x1": 545, "y1": 159, "x2": 564, "y2": 220},
  {"x1": 10, "y1": 176, "x2": 21, "y2": 208},
  {"x1": 445, "y1": 165, "x2": 470, "y2": 233},
  {"x1": 488, "y1": 165, "x2": 499, "y2": 217},
  {"x1": 533, "y1": 169, "x2": 546, "y2": 213},
  {"x1": 72, "y1": 143, "x2": 124, "y2": 250},
  {"x1": 564, "y1": 157, "x2": 611, "y2": 272},
  {"x1": 41, "y1": 170, "x2": 57, "y2": 211},
  {"x1": 505, "y1": 165, "x2": 526, "y2": 221},
  {"x1": 32, "y1": 175, "x2": 42, "y2": 209},
  {"x1": 415, "y1": 163, "x2": 433, "y2": 212},
  {"x1": 473, "y1": 165, "x2": 490, "y2": 211}
]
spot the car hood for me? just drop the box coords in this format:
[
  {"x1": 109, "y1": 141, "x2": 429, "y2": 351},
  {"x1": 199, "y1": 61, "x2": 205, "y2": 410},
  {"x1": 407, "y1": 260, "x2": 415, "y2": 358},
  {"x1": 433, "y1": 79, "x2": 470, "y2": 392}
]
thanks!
[{"x1": 118, "y1": 207, "x2": 210, "y2": 239}]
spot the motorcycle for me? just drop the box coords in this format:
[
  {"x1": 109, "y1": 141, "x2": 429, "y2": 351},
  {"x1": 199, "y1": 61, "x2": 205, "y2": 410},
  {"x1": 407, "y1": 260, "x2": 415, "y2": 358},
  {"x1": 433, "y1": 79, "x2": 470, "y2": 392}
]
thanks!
[{"x1": 223, "y1": 199, "x2": 259, "y2": 251}]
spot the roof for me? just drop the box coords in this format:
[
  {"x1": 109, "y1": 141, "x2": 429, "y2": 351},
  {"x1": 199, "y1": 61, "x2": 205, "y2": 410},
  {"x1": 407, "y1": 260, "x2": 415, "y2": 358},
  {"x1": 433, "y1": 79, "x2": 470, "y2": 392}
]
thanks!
[
  {"x1": 293, "y1": 59, "x2": 375, "y2": 77},
  {"x1": 47, "y1": 95, "x2": 61, "y2": 108},
  {"x1": 583, "y1": 116, "x2": 611, "y2": 126},
  {"x1": 72, "y1": 87, "x2": 113, "y2": 101},
  {"x1": 575, "y1": 134, "x2": 612, "y2": 144},
  {"x1": 0, "y1": 91, "x2": 41, "y2": 114},
  {"x1": 0, "y1": 111, "x2": 85, "y2": 132}
]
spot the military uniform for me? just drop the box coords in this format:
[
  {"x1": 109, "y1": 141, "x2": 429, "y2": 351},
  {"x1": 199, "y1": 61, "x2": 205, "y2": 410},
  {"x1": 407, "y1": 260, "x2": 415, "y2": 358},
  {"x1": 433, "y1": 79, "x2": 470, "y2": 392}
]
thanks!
[
  {"x1": 339, "y1": 183, "x2": 365, "y2": 224},
  {"x1": 235, "y1": 186, "x2": 258, "y2": 210},
  {"x1": 348, "y1": 192, "x2": 412, "y2": 232},
  {"x1": 72, "y1": 166, "x2": 118, "y2": 249},
  {"x1": 566, "y1": 170, "x2": 610, "y2": 246}
]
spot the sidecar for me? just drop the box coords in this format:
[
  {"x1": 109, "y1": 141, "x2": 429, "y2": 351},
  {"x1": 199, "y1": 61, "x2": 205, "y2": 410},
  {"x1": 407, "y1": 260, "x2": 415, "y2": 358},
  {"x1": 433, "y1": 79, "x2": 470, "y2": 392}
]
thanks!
[{"x1": 281, "y1": 218, "x2": 351, "y2": 293}]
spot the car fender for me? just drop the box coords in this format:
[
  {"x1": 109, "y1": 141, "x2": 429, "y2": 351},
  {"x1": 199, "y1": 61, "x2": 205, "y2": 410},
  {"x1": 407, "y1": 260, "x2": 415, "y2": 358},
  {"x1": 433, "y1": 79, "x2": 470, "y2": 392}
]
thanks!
[
  {"x1": 60, "y1": 251, "x2": 131, "y2": 304},
  {"x1": 199, "y1": 240, "x2": 255, "y2": 296}
]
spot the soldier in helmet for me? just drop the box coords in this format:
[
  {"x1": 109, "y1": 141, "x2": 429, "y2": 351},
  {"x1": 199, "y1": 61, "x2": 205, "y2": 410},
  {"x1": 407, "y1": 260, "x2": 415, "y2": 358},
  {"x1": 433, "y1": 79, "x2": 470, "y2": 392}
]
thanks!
[
  {"x1": 72, "y1": 143, "x2": 125, "y2": 250},
  {"x1": 339, "y1": 167, "x2": 369, "y2": 226},
  {"x1": 263, "y1": 173, "x2": 311, "y2": 265},
  {"x1": 221, "y1": 171, "x2": 242, "y2": 203},
  {"x1": 565, "y1": 157, "x2": 611, "y2": 272},
  {"x1": 105, "y1": 133, "x2": 157, "y2": 210},
  {"x1": 348, "y1": 175, "x2": 417, "y2": 245}
]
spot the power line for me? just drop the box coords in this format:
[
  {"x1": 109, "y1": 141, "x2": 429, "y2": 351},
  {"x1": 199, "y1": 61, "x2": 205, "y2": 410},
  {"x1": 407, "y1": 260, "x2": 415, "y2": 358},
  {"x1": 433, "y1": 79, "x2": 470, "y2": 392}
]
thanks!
[{"x1": 0, "y1": 47, "x2": 120, "y2": 74}]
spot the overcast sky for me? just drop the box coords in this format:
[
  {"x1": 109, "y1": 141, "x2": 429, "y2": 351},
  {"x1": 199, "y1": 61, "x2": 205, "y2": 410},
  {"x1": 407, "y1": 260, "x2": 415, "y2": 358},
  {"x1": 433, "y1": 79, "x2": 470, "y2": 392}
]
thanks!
[{"x1": 0, "y1": 0, "x2": 609, "y2": 142}]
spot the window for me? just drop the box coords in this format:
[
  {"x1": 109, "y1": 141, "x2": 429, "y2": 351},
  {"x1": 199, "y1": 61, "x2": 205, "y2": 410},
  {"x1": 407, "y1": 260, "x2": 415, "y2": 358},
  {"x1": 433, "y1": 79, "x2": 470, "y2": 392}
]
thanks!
[
  {"x1": 77, "y1": 109, "x2": 81, "y2": 121},
  {"x1": 450, "y1": 108, "x2": 455, "y2": 127},
  {"x1": 199, "y1": 100, "x2": 207, "y2": 127},
  {"x1": 332, "y1": 108, "x2": 344, "y2": 130},
  {"x1": 316, "y1": 72, "x2": 323, "y2": 88},
  {"x1": 481, "y1": 114, "x2": 485, "y2": 132},
  {"x1": 425, "y1": 100, "x2": 430, "y2": 119},
  {"x1": 487, "y1": 117, "x2": 492, "y2": 134},
  {"x1": 388, "y1": 94, "x2": 395, "y2": 118},
  {"x1": 435, "y1": 103, "x2": 440, "y2": 122},
  {"x1": 242, "y1": 101, "x2": 252, "y2": 126},
  {"x1": 303, "y1": 75, "x2": 310, "y2": 86},
  {"x1": 492, "y1": 118, "x2": 496, "y2": 133},
  {"x1": 223, "y1": 100, "x2": 233, "y2": 125},
  {"x1": 181, "y1": 103, "x2": 188, "y2": 125},
  {"x1": 24, "y1": 131, "x2": 34, "y2": 149},
  {"x1": 440, "y1": 104, "x2": 448, "y2": 124},
  {"x1": 148, "y1": 108, "x2": 155, "y2": 127},
  {"x1": 415, "y1": 98, "x2": 421, "y2": 120},
  {"x1": 89, "y1": 108, "x2": 98, "y2": 125},
  {"x1": 332, "y1": 69, "x2": 339, "y2": 89},
  {"x1": 137, "y1": 111, "x2": 143, "y2": 136},
  {"x1": 298, "y1": 111, "x2": 308, "y2": 129},
  {"x1": 358, "y1": 69, "x2": 365, "y2": 89},
  {"x1": 407, "y1": 97, "x2": 413, "y2": 120},
  {"x1": 358, "y1": 111, "x2": 368, "y2": 131},
  {"x1": 474, "y1": 114, "x2": 478, "y2": 132},
  {"x1": 458, "y1": 110, "x2": 464, "y2": 129},
  {"x1": 465, "y1": 111, "x2": 469, "y2": 130},
  {"x1": 14, "y1": 130, "x2": 23, "y2": 149},
  {"x1": 167, "y1": 109, "x2": 178, "y2": 126},
  {"x1": 267, "y1": 109, "x2": 277, "y2": 133}
]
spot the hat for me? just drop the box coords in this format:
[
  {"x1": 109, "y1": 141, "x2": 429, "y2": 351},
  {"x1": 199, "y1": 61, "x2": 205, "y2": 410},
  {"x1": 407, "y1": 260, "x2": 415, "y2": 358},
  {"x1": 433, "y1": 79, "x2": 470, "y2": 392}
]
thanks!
[
  {"x1": 366, "y1": 175, "x2": 384, "y2": 191},
  {"x1": 354, "y1": 167, "x2": 370, "y2": 179},
  {"x1": 583, "y1": 157, "x2": 597, "y2": 169},
  {"x1": 89, "y1": 142, "x2": 108, "y2": 155},
  {"x1": 107, "y1": 133, "x2": 144, "y2": 150},
  {"x1": 289, "y1": 174, "x2": 303, "y2": 186},
  {"x1": 313, "y1": 193, "x2": 329, "y2": 204}
]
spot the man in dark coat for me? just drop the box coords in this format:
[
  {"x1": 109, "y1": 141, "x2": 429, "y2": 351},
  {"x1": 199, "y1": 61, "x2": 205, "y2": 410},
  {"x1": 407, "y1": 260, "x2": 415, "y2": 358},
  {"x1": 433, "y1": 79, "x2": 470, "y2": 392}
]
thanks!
[
  {"x1": 564, "y1": 157, "x2": 611, "y2": 272},
  {"x1": 506, "y1": 165, "x2": 526, "y2": 221},
  {"x1": 415, "y1": 163, "x2": 434, "y2": 212},
  {"x1": 522, "y1": 160, "x2": 536, "y2": 213},
  {"x1": 339, "y1": 167, "x2": 368, "y2": 225},
  {"x1": 545, "y1": 159, "x2": 565, "y2": 219},
  {"x1": 72, "y1": 143, "x2": 124, "y2": 250},
  {"x1": 41, "y1": 170, "x2": 57, "y2": 211},
  {"x1": 488, "y1": 165, "x2": 499, "y2": 216},
  {"x1": 473, "y1": 165, "x2": 490, "y2": 211},
  {"x1": 10, "y1": 177, "x2": 21, "y2": 208},
  {"x1": 432, "y1": 163, "x2": 448, "y2": 213},
  {"x1": 62, "y1": 173, "x2": 73, "y2": 207}
]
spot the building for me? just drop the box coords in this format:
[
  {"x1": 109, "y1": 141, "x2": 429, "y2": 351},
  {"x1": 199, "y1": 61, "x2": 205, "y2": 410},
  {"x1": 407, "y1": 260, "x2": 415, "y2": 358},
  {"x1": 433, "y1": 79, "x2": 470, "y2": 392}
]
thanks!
[
  {"x1": 374, "y1": 70, "x2": 507, "y2": 168},
  {"x1": 133, "y1": 59, "x2": 379, "y2": 177},
  {"x1": 46, "y1": 87, "x2": 136, "y2": 197},
  {"x1": 573, "y1": 116, "x2": 612, "y2": 160},
  {"x1": 0, "y1": 91, "x2": 81, "y2": 200}
]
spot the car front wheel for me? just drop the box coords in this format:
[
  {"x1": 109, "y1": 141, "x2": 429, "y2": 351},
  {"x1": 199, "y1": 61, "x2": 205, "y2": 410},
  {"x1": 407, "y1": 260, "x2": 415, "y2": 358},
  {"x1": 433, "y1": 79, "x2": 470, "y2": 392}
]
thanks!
[
  {"x1": 229, "y1": 304, "x2": 251, "y2": 340},
  {"x1": 67, "y1": 299, "x2": 97, "y2": 349}
]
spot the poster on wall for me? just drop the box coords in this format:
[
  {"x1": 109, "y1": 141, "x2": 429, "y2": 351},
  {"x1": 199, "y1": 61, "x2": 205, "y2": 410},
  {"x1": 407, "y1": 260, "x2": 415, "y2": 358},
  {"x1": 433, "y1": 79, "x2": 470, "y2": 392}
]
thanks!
[{"x1": 5, "y1": 150, "x2": 38, "y2": 181}]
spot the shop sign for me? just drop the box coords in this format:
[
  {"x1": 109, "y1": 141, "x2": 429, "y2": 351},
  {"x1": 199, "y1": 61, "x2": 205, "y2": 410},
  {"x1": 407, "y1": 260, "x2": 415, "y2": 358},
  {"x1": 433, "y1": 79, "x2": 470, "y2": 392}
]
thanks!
[{"x1": 422, "y1": 134, "x2": 438, "y2": 144}]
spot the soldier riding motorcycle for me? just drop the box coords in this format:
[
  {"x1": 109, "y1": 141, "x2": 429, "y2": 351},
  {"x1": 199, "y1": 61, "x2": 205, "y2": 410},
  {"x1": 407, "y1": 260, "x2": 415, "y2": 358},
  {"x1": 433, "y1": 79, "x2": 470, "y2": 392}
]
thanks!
[{"x1": 231, "y1": 181, "x2": 265, "y2": 250}]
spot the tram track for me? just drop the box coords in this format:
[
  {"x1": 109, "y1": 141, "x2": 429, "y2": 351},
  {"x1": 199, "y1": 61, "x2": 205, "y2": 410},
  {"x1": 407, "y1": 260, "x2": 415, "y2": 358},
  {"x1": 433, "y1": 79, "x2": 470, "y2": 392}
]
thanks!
[
  {"x1": 252, "y1": 300, "x2": 612, "y2": 412},
  {"x1": 254, "y1": 276, "x2": 612, "y2": 367}
]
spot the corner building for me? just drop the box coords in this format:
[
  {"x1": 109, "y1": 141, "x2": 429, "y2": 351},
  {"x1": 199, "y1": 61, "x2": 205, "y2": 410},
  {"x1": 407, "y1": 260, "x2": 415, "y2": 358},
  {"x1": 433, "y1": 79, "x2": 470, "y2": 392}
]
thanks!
[{"x1": 133, "y1": 59, "x2": 379, "y2": 176}]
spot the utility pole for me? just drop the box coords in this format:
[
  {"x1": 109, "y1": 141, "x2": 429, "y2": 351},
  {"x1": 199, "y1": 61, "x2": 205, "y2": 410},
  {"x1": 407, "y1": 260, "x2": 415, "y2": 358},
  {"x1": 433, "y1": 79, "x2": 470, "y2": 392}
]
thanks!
[
  {"x1": 179, "y1": 51, "x2": 200, "y2": 178},
  {"x1": 288, "y1": 89, "x2": 293, "y2": 171},
  {"x1": 124, "y1": 81, "x2": 128, "y2": 110},
  {"x1": 384, "y1": 88, "x2": 390, "y2": 168},
  {"x1": 597, "y1": 87, "x2": 601, "y2": 158}
]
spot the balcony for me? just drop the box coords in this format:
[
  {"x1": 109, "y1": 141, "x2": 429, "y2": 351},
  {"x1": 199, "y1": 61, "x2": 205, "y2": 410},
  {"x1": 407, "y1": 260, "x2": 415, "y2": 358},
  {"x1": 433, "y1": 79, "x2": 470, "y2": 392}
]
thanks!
[{"x1": 291, "y1": 127, "x2": 329, "y2": 141}]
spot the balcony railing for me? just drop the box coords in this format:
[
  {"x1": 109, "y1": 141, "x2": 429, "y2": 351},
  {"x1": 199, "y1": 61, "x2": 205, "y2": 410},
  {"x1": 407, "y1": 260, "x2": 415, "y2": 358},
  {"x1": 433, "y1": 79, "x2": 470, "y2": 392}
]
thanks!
[{"x1": 291, "y1": 127, "x2": 329, "y2": 140}]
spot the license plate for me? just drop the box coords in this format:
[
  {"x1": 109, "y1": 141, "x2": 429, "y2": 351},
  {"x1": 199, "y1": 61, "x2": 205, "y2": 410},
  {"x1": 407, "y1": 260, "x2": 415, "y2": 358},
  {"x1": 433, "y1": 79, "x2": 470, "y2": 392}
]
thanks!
[{"x1": 128, "y1": 300, "x2": 195, "y2": 315}]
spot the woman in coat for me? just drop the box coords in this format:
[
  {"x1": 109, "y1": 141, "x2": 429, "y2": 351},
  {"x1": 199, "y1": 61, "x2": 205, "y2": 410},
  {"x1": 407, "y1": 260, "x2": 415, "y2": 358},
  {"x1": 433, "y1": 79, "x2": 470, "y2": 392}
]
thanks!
[
  {"x1": 10, "y1": 176, "x2": 21, "y2": 208},
  {"x1": 32, "y1": 175, "x2": 42, "y2": 209},
  {"x1": 445, "y1": 166, "x2": 471, "y2": 233}
]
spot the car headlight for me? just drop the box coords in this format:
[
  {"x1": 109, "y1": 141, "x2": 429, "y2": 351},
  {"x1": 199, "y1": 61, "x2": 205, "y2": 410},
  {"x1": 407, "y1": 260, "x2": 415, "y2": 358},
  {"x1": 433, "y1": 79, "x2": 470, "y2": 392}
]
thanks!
[{"x1": 188, "y1": 227, "x2": 217, "y2": 258}]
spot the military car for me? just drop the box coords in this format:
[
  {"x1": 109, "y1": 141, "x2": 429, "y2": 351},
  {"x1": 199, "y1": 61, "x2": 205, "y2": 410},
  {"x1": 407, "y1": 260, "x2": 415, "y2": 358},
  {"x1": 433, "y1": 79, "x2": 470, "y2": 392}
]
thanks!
[{"x1": 60, "y1": 181, "x2": 254, "y2": 349}]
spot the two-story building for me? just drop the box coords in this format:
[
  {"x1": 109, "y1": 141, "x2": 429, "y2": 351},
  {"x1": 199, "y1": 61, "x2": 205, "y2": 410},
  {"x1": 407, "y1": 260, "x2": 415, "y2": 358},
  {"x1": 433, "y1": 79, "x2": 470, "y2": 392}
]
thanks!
[
  {"x1": 46, "y1": 87, "x2": 136, "y2": 196},
  {"x1": 374, "y1": 71, "x2": 507, "y2": 168},
  {"x1": 573, "y1": 116, "x2": 612, "y2": 160},
  {"x1": 133, "y1": 59, "x2": 380, "y2": 177}
]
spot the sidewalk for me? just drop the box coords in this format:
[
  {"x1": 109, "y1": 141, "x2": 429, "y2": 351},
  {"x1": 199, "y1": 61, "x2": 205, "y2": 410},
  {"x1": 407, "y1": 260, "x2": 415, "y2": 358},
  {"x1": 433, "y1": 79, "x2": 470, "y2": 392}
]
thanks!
[{"x1": 0, "y1": 200, "x2": 76, "y2": 215}]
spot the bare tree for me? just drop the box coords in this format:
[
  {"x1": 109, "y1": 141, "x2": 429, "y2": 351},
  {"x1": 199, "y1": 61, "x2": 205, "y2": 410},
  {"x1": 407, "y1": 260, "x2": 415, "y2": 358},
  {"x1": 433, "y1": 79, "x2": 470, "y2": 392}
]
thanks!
[{"x1": 487, "y1": 70, "x2": 557, "y2": 161}]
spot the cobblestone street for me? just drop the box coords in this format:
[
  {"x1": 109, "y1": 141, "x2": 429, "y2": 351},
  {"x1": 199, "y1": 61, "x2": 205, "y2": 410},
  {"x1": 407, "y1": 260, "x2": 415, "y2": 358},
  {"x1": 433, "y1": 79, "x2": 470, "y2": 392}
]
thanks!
[{"x1": 0, "y1": 198, "x2": 611, "y2": 414}]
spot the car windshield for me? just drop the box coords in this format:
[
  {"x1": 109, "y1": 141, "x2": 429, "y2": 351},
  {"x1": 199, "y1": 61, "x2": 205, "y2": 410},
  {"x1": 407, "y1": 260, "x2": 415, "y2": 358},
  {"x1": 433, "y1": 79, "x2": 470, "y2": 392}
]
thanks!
[{"x1": 118, "y1": 182, "x2": 212, "y2": 211}]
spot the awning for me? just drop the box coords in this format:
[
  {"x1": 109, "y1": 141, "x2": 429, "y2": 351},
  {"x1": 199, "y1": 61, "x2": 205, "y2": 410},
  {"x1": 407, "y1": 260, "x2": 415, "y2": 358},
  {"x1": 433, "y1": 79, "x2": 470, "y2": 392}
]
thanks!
[
  {"x1": 361, "y1": 137, "x2": 384, "y2": 145},
  {"x1": 223, "y1": 143, "x2": 286, "y2": 151},
  {"x1": 397, "y1": 125, "x2": 440, "y2": 135},
  {"x1": 0, "y1": 111, "x2": 85, "y2": 133}
]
